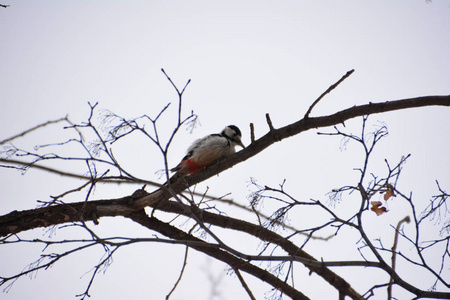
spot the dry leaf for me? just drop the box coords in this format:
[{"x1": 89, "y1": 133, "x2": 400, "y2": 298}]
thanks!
[
  {"x1": 371, "y1": 201, "x2": 388, "y2": 216},
  {"x1": 384, "y1": 189, "x2": 395, "y2": 200},
  {"x1": 383, "y1": 184, "x2": 396, "y2": 200}
]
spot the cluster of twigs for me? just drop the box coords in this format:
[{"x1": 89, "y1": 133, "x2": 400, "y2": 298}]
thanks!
[
  {"x1": 248, "y1": 116, "x2": 449, "y2": 298},
  {"x1": 0, "y1": 69, "x2": 199, "y2": 299}
]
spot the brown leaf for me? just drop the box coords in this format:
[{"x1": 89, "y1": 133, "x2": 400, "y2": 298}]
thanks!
[
  {"x1": 384, "y1": 184, "x2": 396, "y2": 201},
  {"x1": 384, "y1": 189, "x2": 395, "y2": 201},
  {"x1": 371, "y1": 201, "x2": 388, "y2": 216}
]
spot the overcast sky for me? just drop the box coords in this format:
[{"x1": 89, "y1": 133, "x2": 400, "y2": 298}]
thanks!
[{"x1": 1, "y1": 1, "x2": 449, "y2": 299}]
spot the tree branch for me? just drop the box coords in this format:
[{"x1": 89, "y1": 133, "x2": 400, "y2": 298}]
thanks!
[
  {"x1": 135, "y1": 95, "x2": 450, "y2": 209},
  {"x1": 0, "y1": 116, "x2": 77, "y2": 145},
  {"x1": 304, "y1": 69, "x2": 355, "y2": 118},
  {"x1": 127, "y1": 210, "x2": 311, "y2": 300}
]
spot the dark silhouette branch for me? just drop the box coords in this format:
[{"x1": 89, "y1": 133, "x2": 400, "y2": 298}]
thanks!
[
  {"x1": 304, "y1": 69, "x2": 355, "y2": 118},
  {"x1": 166, "y1": 246, "x2": 189, "y2": 299},
  {"x1": 234, "y1": 268, "x2": 257, "y2": 300},
  {"x1": 126, "y1": 210, "x2": 311, "y2": 300}
]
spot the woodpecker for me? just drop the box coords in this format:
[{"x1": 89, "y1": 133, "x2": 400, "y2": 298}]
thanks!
[{"x1": 170, "y1": 125, "x2": 245, "y2": 175}]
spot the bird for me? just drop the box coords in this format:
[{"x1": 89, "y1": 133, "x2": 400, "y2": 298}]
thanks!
[{"x1": 170, "y1": 125, "x2": 245, "y2": 175}]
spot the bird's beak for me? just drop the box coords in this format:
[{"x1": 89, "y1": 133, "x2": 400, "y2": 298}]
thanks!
[{"x1": 236, "y1": 137, "x2": 245, "y2": 149}]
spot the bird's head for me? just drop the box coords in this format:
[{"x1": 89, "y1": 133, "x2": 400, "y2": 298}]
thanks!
[{"x1": 222, "y1": 125, "x2": 245, "y2": 149}]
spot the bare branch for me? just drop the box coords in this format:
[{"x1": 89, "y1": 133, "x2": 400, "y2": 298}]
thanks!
[
  {"x1": 250, "y1": 122, "x2": 255, "y2": 144},
  {"x1": 233, "y1": 268, "x2": 257, "y2": 300},
  {"x1": 266, "y1": 113, "x2": 274, "y2": 131},
  {"x1": 0, "y1": 116, "x2": 71, "y2": 145},
  {"x1": 388, "y1": 216, "x2": 411, "y2": 299},
  {"x1": 304, "y1": 69, "x2": 355, "y2": 118},
  {"x1": 127, "y1": 210, "x2": 312, "y2": 300},
  {"x1": 166, "y1": 246, "x2": 189, "y2": 299}
]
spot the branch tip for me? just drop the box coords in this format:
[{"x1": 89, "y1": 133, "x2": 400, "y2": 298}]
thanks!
[
  {"x1": 304, "y1": 69, "x2": 355, "y2": 119},
  {"x1": 250, "y1": 123, "x2": 255, "y2": 144},
  {"x1": 266, "y1": 113, "x2": 274, "y2": 131}
]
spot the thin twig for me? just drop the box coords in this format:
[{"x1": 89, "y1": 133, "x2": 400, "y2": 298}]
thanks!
[
  {"x1": 161, "y1": 68, "x2": 181, "y2": 95},
  {"x1": 166, "y1": 246, "x2": 189, "y2": 299},
  {"x1": 304, "y1": 69, "x2": 355, "y2": 119},
  {"x1": 0, "y1": 116, "x2": 69, "y2": 144},
  {"x1": 234, "y1": 268, "x2": 257, "y2": 300}
]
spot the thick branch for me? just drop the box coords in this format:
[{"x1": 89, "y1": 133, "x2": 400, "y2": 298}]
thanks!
[
  {"x1": 127, "y1": 210, "x2": 310, "y2": 300},
  {"x1": 0, "y1": 192, "x2": 363, "y2": 299},
  {"x1": 141, "y1": 95, "x2": 450, "y2": 208}
]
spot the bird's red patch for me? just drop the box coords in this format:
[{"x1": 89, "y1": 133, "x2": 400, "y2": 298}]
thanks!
[{"x1": 179, "y1": 159, "x2": 211, "y2": 175}]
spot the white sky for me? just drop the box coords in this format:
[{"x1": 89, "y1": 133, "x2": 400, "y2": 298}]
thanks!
[{"x1": 1, "y1": 1, "x2": 449, "y2": 299}]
